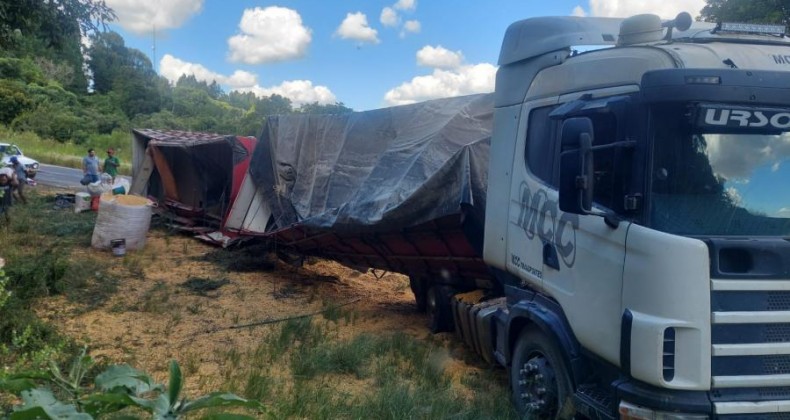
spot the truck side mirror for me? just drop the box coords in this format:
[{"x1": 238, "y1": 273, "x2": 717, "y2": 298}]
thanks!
[{"x1": 559, "y1": 118, "x2": 594, "y2": 214}]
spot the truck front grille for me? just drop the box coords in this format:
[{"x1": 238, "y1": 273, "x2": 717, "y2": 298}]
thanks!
[
  {"x1": 718, "y1": 414, "x2": 790, "y2": 420},
  {"x1": 711, "y1": 280, "x2": 790, "y2": 416}
]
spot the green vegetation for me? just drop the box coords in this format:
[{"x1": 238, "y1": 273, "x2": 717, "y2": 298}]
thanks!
[
  {"x1": 1, "y1": 348, "x2": 263, "y2": 419},
  {"x1": 217, "y1": 308, "x2": 517, "y2": 419},
  {"x1": 699, "y1": 0, "x2": 790, "y2": 26},
  {"x1": 0, "y1": 192, "x2": 95, "y2": 377},
  {"x1": 0, "y1": 126, "x2": 132, "y2": 175}
]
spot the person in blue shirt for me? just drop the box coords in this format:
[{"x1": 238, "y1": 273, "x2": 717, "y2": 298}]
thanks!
[{"x1": 82, "y1": 148, "x2": 101, "y2": 185}]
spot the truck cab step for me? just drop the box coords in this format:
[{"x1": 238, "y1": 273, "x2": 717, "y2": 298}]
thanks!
[{"x1": 575, "y1": 383, "x2": 616, "y2": 420}]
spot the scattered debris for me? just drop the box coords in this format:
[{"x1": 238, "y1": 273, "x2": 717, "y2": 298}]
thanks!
[
  {"x1": 199, "y1": 243, "x2": 277, "y2": 272},
  {"x1": 181, "y1": 277, "x2": 231, "y2": 296},
  {"x1": 195, "y1": 231, "x2": 242, "y2": 248},
  {"x1": 54, "y1": 193, "x2": 75, "y2": 210}
]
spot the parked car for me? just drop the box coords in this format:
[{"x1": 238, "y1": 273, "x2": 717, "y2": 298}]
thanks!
[{"x1": 0, "y1": 143, "x2": 39, "y2": 178}]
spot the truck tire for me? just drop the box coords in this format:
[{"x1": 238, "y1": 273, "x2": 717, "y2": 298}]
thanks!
[
  {"x1": 427, "y1": 285, "x2": 454, "y2": 333},
  {"x1": 510, "y1": 328, "x2": 574, "y2": 419},
  {"x1": 409, "y1": 276, "x2": 428, "y2": 312}
]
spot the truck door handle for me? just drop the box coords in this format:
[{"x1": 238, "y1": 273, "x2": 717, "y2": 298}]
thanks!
[{"x1": 543, "y1": 242, "x2": 560, "y2": 271}]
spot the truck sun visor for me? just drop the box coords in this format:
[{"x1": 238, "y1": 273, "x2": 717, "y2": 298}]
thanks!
[{"x1": 693, "y1": 103, "x2": 790, "y2": 132}]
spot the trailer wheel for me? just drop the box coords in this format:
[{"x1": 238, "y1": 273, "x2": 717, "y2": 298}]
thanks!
[
  {"x1": 409, "y1": 276, "x2": 428, "y2": 312},
  {"x1": 427, "y1": 285, "x2": 454, "y2": 333},
  {"x1": 510, "y1": 328, "x2": 574, "y2": 419}
]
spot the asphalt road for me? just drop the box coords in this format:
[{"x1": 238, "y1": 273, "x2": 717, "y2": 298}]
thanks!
[
  {"x1": 34, "y1": 164, "x2": 130, "y2": 191},
  {"x1": 35, "y1": 163, "x2": 85, "y2": 189}
]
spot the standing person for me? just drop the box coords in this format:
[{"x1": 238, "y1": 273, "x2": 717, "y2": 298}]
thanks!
[
  {"x1": 0, "y1": 168, "x2": 12, "y2": 226},
  {"x1": 103, "y1": 148, "x2": 120, "y2": 183},
  {"x1": 9, "y1": 156, "x2": 27, "y2": 204},
  {"x1": 82, "y1": 148, "x2": 101, "y2": 185}
]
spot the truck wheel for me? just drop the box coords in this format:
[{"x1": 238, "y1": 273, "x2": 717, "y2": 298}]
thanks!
[
  {"x1": 409, "y1": 276, "x2": 428, "y2": 312},
  {"x1": 510, "y1": 328, "x2": 574, "y2": 419},
  {"x1": 426, "y1": 285, "x2": 454, "y2": 333}
]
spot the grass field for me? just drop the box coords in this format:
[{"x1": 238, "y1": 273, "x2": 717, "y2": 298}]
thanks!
[
  {"x1": 0, "y1": 127, "x2": 133, "y2": 175},
  {"x1": 0, "y1": 188, "x2": 517, "y2": 419}
]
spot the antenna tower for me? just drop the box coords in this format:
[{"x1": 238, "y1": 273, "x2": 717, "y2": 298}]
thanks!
[{"x1": 152, "y1": 23, "x2": 157, "y2": 72}]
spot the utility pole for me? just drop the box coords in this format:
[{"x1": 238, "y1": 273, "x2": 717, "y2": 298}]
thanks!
[{"x1": 152, "y1": 23, "x2": 157, "y2": 72}]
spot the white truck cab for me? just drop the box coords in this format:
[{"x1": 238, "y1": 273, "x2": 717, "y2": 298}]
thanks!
[{"x1": 481, "y1": 12, "x2": 790, "y2": 419}]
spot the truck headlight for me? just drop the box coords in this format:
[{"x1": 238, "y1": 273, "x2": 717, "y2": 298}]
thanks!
[
  {"x1": 619, "y1": 401, "x2": 708, "y2": 420},
  {"x1": 31, "y1": 163, "x2": 39, "y2": 169}
]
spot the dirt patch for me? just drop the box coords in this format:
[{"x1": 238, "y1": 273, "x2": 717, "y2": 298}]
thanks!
[{"x1": 34, "y1": 223, "x2": 494, "y2": 397}]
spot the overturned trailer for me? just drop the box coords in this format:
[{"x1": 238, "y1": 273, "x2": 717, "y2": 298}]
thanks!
[
  {"x1": 130, "y1": 129, "x2": 257, "y2": 242},
  {"x1": 230, "y1": 93, "x2": 495, "y2": 289}
]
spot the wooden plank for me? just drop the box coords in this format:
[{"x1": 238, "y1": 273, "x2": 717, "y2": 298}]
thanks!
[
  {"x1": 150, "y1": 145, "x2": 179, "y2": 201},
  {"x1": 129, "y1": 149, "x2": 155, "y2": 195}
]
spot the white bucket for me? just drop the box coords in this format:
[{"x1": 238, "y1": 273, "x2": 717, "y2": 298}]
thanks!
[{"x1": 74, "y1": 192, "x2": 91, "y2": 213}]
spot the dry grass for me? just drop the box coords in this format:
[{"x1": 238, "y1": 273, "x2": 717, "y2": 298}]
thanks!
[{"x1": 4, "y1": 186, "x2": 515, "y2": 418}]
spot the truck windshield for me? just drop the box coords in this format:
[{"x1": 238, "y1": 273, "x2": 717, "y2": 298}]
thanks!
[{"x1": 650, "y1": 104, "x2": 790, "y2": 236}]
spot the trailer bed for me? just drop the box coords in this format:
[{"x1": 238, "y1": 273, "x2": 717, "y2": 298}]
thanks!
[{"x1": 272, "y1": 212, "x2": 491, "y2": 281}]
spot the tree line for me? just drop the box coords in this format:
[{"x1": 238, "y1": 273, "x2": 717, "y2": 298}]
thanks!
[{"x1": 0, "y1": 0, "x2": 352, "y2": 144}]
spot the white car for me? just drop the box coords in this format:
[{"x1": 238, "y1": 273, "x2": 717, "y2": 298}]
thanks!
[{"x1": 1, "y1": 143, "x2": 39, "y2": 178}]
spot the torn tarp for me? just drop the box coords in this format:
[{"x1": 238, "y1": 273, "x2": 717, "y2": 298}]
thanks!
[{"x1": 249, "y1": 93, "x2": 493, "y2": 233}]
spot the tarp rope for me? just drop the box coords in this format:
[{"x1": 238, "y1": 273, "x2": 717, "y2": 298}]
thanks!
[{"x1": 186, "y1": 297, "x2": 361, "y2": 339}]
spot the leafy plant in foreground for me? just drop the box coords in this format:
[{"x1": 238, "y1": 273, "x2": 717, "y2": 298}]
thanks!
[{"x1": 0, "y1": 348, "x2": 264, "y2": 419}]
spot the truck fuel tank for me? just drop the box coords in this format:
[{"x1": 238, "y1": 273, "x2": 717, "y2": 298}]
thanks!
[{"x1": 452, "y1": 291, "x2": 507, "y2": 365}]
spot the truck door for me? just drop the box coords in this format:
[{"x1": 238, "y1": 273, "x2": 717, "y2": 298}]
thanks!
[
  {"x1": 507, "y1": 98, "x2": 559, "y2": 292},
  {"x1": 509, "y1": 92, "x2": 638, "y2": 366}
]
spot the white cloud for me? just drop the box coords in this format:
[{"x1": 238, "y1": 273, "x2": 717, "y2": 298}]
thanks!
[
  {"x1": 380, "y1": 7, "x2": 400, "y2": 27},
  {"x1": 401, "y1": 20, "x2": 421, "y2": 37},
  {"x1": 416, "y1": 46, "x2": 463, "y2": 69},
  {"x1": 235, "y1": 80, "x2": 337, "y2": 107},
  {"x1": 224, "y1": 70, "x2": 258, "y2": 88},
  {"x1": 585, "y1": 0, "x2": 706, "y2": 19},
  {"x1": 383, "y1": 63, "x2": 496, "y2": 106},
  {"x1": 159, "y1": 54, "x2": 257, "y2": 88},
  {"x1": 572, "y1": 6, "x2": 587, "y2": 17},
  {"x1": 381, "y1": 0, "x2": 419, "y2": 38},
  {"x1": 335, "y1": 12, "x2": 379, "y2": 44},
  {"x1": 105, "y1": 0, "x2": 203, "y2": 35},
  {"x1": 159, "y1": 54, "x2": 336, "y2": 107},
  {"x1": 228, "y1": 7, "x2": 312, "y2": 65},
  {"x1": 394, "y1": 0, "x2": 416, "y2": 11},
  {"x1": 725, "y1": 186, "x2": 742, "y2": 205},
  {"x1": 704, "y1": 133, "x2": 790, "y2": 182}
]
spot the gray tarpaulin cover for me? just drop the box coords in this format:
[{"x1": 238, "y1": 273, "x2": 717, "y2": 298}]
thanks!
[{"x1": 249, "y1": 93, "x2": 494, "y2": 233}]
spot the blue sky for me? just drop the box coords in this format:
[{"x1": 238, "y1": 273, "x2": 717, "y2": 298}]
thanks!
[{"x1": 106, "y1": 0, "x2": 707, "y2": 111}]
